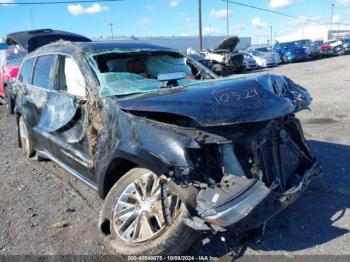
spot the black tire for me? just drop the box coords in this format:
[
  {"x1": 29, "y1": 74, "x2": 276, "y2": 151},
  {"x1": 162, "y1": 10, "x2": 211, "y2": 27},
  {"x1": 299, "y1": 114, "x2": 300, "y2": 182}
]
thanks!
[
  {"x1": 18, "y1": 116, "x2": 35, "y2": 158},
  {"x1": 99, "y1": 167, "x2": 198, "y2": 257},
  {"x1": 5, "y1": 85, "x2": 15, "y2": 114},
  {"x1": 212, "y1": 64, "x2": 225, "y2": 76}
]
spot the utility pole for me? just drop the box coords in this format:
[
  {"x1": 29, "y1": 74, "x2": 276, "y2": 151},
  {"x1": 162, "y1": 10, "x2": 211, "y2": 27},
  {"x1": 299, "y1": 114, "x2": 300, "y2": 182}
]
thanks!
[
  {"x1": 198, "y1": 0, "x2": 203, "y2": 50},
  {"x1": 275, "y1": 32, "x2": 277, "y2": 43},
  {"x1": 226, "y1": 0, "x2": 229, "y2": 37},
  {"x1": 270, "y1": 25, "x2": 273, "y2": 44},
  {"x1": 30, "y1": 9, "x2": 35, "y2": 29},
  {"x1": 330, "y1": 3, "x2": 334, "y2": 31},
  {"x1": 109, "y1": 23, "x2": 114, "y2": 40}
]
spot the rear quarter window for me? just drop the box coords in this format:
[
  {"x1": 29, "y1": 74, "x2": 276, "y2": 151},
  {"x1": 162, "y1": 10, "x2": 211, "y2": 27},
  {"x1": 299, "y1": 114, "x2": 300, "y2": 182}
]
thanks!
[{"x1": 18, "y1": 58, "x2": 35, "y2": 84}]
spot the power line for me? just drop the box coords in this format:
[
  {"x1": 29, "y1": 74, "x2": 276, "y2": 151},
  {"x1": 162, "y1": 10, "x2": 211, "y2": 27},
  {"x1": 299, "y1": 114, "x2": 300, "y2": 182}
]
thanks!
[
  {"x1": 223, "y1": 0, "x2": 301, "y2": 20},
  {"x1": 0, "y1": 0, "x2": 121, "y2": 5},
  {"x1": 222, "y1": 0, "x2": 349, "y2": 26}
]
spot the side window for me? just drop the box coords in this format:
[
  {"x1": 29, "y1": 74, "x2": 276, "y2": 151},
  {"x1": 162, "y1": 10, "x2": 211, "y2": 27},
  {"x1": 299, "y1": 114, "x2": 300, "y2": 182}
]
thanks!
[
  {"x1": 57, "y1": 56, "x2": 86, "y2": 97},
  {"x1": 18, "y1": 58, "x2": 35, "y2": 84},
  {"x1": 32, "y1": 55, "x2": 56, "y2": 90}
]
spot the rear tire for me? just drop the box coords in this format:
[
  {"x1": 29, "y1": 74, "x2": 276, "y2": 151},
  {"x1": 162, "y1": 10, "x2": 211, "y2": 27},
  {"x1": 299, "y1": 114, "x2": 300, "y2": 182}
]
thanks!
[
  {"x1": 99, "y1": 168, "x2": 198, "y2": 257},
  {"x1": 18, "y1": 116, "x2": 34, "y2": 158}
]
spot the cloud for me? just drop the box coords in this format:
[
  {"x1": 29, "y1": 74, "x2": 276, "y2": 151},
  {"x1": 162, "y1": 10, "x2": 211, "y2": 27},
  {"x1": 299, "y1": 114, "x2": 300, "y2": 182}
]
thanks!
[
  {"x1": 251, "y1": 17, "x2": 268, "y2": 29},
  {"x1": 230, "y1": 24, "x2": 246, "y2": 32},
  {"x1": 204, "y1": 26, "x2": 216, "y2": 35},
  {"x1": 67, "y1": 3, "x2": 109, "y2": 16},
  {"x1": 288, "y1": 16, "x2": 323, "y2": 26},
  {"x1": 0, "y1": 0, "x2": 15, "y2": 6},
  {"x1": 145, "y1": 5, "x2": 155, "y2": 11},
  {"x1": 138, "y1": 18, "x2": 152, "y2": 26},
  {"x1": 333, "y1": 14, "x2": 341, "y2": 23},
  {"x1": 179, "y1": 12, "x2": 192, "y2": 27},
  {"x1": 337, "y1": 0, "x2": 350, "y2": 8},
  {"x1": 169, "y1": 0, "x2": 181, "y2": 7},
  {"x1": 269, "y1": 0, "x2": 294, "y2": 9},
  {"x1": 210, "y1": 8, "x2": 231, "y2": 19}
]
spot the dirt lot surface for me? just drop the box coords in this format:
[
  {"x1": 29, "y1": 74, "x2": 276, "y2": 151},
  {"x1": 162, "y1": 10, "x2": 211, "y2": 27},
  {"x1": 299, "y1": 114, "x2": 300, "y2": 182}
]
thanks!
[{"x1": 0, "y1": 55, "x2": 349, "y2": 259}]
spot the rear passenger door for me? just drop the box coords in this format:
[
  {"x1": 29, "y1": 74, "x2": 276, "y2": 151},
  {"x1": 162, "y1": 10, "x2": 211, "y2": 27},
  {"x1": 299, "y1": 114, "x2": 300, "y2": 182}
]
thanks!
[{"x1": 24, "y1": 54, "x2": 58, "y2": 152}]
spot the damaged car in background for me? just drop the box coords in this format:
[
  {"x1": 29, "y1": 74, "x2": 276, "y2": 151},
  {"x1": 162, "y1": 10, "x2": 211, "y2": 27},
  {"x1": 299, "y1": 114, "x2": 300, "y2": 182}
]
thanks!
[
  {"x1": 12, "y1": 34, "x2": 322, "y2": 257},
  {"x1": 199, "y1": 37, "x2": 245, "y2": 76}
]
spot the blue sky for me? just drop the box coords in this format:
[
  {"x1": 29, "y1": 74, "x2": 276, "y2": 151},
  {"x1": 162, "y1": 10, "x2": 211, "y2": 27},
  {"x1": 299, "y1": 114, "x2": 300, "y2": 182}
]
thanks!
[{"x1": 1, "y1": 0, "x2": 350, "y2": 40}]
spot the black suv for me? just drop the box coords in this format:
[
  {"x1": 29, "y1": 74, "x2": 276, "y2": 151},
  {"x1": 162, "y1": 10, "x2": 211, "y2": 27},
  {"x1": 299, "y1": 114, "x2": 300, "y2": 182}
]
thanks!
[{"x1": 13, "y1": 37, "x2": 321, "y2": 256}]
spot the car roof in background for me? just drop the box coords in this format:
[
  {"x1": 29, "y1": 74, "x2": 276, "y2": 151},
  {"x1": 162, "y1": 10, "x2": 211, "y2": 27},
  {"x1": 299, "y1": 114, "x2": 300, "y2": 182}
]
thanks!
[{"x1": 6, "y1": 28, "x2": 92, "y2": 53}]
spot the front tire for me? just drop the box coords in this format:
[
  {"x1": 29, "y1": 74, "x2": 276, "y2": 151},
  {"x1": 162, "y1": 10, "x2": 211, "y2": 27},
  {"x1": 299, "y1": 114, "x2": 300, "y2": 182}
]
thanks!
[{"x1": 99, "y1": 168, "x2": 197, "y2": 257}]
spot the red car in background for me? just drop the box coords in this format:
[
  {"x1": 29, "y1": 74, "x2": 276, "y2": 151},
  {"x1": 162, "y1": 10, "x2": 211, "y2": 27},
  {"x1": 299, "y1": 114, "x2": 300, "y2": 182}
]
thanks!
[{"x1": 0, "y1": 47, "x2": 23, "y2": 113}]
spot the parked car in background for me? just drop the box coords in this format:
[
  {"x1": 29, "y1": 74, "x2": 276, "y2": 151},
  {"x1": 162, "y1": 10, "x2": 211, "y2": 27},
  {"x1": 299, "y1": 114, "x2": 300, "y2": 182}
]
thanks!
[
  {"x1": 247, "y1": 49, "x2": 279, "y2": 68},
  {"x1": 293, "y1": 39, "x2": 320, "y2": 59},
  {"x1": 201, "y1": 37, "x2": 245, "y2": 76},
  {"x1": 253, "y1": 46, "x2": 282, "y2": 64},
  {"x1": 314, "y1": 40, "x2": 324, "y2": 47},
  {"x1": 320, "y1": 40, "x2": 344, "y2": 57},
  {"x1": 0, "y1": 47, "x2": 24, "y2": 113},
  {"x1": 341, "y1": 38, "x2": 350, "y2": 54},
  {"x1": 12, "y1": 30, "x2": 321, "y2": 257},
  {"x1": 0, "y1": 43, "x2": 8, "y2": 50},
  {"x1": 240, "y1": 51, "x2": 257, "y2": 70},
  {"x1": 188, "y1": 53, "x2": 213, "y2": 70},
  {"x1": 273, "y1": 42, "x2": 307, "y2": 63}
]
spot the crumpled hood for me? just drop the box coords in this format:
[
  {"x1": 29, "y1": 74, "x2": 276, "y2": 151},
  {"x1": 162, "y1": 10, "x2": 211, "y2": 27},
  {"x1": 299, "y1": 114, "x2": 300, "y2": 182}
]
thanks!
[{"x1": 118, "y1": 74, "x2": 312, "y2": 127}]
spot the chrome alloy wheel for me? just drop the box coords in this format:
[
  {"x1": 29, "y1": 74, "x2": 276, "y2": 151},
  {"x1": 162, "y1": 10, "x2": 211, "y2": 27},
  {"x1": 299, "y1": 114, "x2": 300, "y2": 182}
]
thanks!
[{"x1": 112, "y1": 172, "x2": 180, "y2": 243}]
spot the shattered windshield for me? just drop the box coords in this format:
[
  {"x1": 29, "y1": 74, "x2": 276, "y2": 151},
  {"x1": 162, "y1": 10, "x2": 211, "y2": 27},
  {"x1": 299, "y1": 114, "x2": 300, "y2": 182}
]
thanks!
[{"x1": 91, "y1": 50, "x2": 198, "y2": 96}]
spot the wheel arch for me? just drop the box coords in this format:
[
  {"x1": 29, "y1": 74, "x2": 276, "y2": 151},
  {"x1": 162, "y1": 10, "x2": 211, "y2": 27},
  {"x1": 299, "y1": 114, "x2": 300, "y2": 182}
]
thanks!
[{"x1": 98, "y1": 157, "x2": 137, "y2": 199}]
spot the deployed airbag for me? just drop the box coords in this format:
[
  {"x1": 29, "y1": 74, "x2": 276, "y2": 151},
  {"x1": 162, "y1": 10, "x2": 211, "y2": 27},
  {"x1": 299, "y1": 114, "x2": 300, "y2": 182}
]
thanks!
[{"x1": 35, "y1": 92, "x2": 78, "y2": 133}]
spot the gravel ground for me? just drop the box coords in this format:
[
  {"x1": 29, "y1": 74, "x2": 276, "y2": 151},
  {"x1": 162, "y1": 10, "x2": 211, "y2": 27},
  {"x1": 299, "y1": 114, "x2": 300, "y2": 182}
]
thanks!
[{"x1": 0, "y1": 55, "x2": 349, "y2": 259}]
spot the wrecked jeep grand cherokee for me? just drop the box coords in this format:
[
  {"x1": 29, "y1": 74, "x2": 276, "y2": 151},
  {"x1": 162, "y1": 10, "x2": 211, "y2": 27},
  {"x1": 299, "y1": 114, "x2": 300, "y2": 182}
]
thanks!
[{"x1": 13, "y1": 40, "x2": 321, "y2": 256}]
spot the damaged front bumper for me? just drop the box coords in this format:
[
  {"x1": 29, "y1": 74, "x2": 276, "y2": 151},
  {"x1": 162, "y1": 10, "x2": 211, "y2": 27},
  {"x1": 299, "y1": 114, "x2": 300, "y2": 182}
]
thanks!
[
  {"x1": 170, "y1": 117, "x2": 322, "y2": 233},
  {"x1": 212, "y1": 159, "x2": 321, "y2": 232},
  {"x1": 181, "y1": 159, "x2": 321, "y2": 232}
]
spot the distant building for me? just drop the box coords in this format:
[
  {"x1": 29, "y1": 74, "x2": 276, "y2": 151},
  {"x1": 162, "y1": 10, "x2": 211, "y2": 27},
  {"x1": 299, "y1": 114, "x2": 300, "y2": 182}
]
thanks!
[
  {"x1": 93, "y1": 35, "x2": 252, "y2": 52},
  {"x1": 328, "y1": 30, "x2": 350, "y2": 40},
  {"x1": 276, "y1": 25, "x2": 350, "y2": 42}
]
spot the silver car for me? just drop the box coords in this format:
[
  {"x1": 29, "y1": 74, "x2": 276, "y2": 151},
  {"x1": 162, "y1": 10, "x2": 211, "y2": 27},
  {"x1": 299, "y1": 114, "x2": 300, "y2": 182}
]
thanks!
[
  {"x1": 240, "y1": 51, "x2": 257, "y2": 70},
  {"x1": 247, "y1": 50, "x2": 279, "y2": 68}
]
